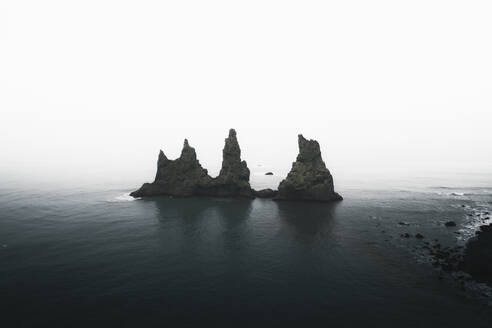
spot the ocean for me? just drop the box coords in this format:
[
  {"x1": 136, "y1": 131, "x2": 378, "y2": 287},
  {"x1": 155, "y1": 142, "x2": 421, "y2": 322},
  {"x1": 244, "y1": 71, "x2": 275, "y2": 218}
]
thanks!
[{"x1": 1, "y1": 172, "x2": 492, "y2": 327}]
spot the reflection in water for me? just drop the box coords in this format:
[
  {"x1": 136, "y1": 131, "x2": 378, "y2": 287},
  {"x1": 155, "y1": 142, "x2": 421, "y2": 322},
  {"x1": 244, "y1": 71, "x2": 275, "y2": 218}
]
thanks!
[
  {"x1": 149, "y1": 196, "x2": 254, "y2": 254},
  {"x1": 150, "y1": 196, "x2": 214, "y2": 222},
  {"x1": 150, "y1": 196, "x2": 253, "y2": 228},
  {"x1": 214, "y1": 198, "x2": 253, "y2": 227},
  {"x1": 275, "y1": 200, "x2": 338, "y2": 238}
]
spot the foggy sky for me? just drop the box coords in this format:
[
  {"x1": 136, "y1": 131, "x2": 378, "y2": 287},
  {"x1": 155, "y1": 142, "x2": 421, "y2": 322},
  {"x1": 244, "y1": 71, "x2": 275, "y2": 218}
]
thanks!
[{"x1": 1, "y1": 1, "x2": 491, "y2": 186}]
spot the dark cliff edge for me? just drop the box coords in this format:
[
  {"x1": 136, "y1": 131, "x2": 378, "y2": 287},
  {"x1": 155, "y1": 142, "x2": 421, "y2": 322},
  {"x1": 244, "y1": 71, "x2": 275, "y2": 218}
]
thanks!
[
  {"x1": 274, "y1": 134, "x2": 342, "y2": 202},
  {"x1": 459, "y1": 224, "x2": 492, "y2": 287},
  {"x1": 131, "y1": 129, "x2": 342, "y2": 202}
]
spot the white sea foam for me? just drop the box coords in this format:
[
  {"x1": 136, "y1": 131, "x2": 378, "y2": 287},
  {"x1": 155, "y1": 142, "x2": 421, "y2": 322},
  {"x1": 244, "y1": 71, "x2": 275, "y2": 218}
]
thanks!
[
  {"x1": 436, "y1": 191, "x2": 466, "y2": 197},
  {"x1": 109, "y1": 193, "x2": 138, "y2": 202}
]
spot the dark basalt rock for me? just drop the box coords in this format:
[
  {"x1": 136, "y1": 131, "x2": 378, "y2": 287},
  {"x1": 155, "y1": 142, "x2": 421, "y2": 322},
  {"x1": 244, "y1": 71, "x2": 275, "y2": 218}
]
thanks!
[
  {"x1": 131, "y1": 129, "x2": 342, "y2": 202},
  {"x1": 130, "y1": 139, "x2": 211, "y2": 198},
  {"x1": 131, "y1": 129, "x2": 254, "y2": 199},
  {"x1": 254, "y1": 188, "x2": 278, "y2": 198},
  {"x1": 459, "y1": 224, "x2": 492, "y2": 287},
  {"x1": 265, "y1": 172, "x2": 273, "y2": 175},
  {"x1": 274, "y1": 135, "x2": 342, "y2": 202},
  {"x1": 204, "y1": 129, "x2": 254, "y2": 198},
  {"x1": 445, "y1": 221, "x2": 457, "y2": 227}
]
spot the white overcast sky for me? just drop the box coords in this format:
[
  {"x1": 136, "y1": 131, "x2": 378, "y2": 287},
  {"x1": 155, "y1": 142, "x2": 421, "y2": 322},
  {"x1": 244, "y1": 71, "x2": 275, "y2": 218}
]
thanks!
[{"x1": 1, "y1": 1, "x2": 491, "y2": 186}]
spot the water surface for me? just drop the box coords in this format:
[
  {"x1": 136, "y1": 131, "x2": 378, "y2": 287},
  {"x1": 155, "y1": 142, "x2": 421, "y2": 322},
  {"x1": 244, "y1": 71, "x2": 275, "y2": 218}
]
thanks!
[{"x1": 1, "y1": 175, "x2": 492, "y2": 327}]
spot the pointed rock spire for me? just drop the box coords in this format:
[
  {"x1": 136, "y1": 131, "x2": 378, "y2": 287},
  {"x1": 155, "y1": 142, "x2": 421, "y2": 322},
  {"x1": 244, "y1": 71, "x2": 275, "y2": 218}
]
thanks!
[
  {"x1": 180, "y1": 138, "x2": 197, "y2": 161},
  {"x1": 209, "y1": 128, "x2": 253, "y2": 197},
  {"x1": 158, "y1": 149, "x2": 168, "y2": 163},
  {"x1": 219, "y1": 129, "x2": 248, "y2": 180},
  {"x1": 297, "y1": 134, "x2": 322, "y2": 162},
  {"x1": 130, "y1": 139, "x2": 211, "y2": 197},
  {"x1": 274, "y1": 135, "x2": 342, "y2": 202}
]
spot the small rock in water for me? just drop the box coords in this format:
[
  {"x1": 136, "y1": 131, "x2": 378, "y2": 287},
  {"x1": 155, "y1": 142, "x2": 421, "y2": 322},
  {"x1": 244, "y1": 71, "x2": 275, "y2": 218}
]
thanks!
[
  {"x1": 265, "y1": 172, "x2": 273, "y2": 176},
  {"x1": 415, "y1": 233, "x2": 424, "y2": 239},
  {"x1": 401, "y1": 233, "x2": 410, "y2": 238},
  {"x1": 445, "y1": 221, "x2": 457, "y2": 227},
  {"x1": 398, "y1": 222, "x2": 410, "y2": 226}
]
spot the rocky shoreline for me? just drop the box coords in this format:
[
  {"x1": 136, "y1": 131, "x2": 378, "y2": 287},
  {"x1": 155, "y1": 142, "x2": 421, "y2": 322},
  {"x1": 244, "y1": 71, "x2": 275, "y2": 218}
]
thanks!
[
  {"x1": 131, "y1": 129, "x2": 342, "y2": 202},
  {"x1": 389, "y1": 204, "x2": 492, "y2": 298},
  {"x1": 459, "y1": 223, "x2": 492, "y2": 287}
]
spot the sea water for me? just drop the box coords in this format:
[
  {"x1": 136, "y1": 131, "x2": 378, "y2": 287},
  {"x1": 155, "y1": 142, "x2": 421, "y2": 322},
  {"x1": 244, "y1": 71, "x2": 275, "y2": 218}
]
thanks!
[{"x1": 1, "y1": 172, "x2": 492, "y2": 327}]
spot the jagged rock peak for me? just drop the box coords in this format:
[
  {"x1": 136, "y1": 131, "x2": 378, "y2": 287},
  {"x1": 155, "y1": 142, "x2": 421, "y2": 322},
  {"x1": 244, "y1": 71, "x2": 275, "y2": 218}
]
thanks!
[
  {"x1": 130, "y1": 129, "x2": 255, "y2": 199},
  {"x1": 218, "y1": 128, "x2": 250, "y2": 181},
  {"x1": 158, "y1": 149, "x2": 167, "y2": 162},
  {"x1": 130, "y1": 138, "x2": 211, "y2": 198},
  {"x1": 180, "y1": 138, "x2": 197, "y2": 161},
  {"x1": 222, "y1": 128, "x2": 242, "y2": 164},
  {"x1": 274, "y1": 134, "x2": 342, "y2": 202},
  {"x1": 297, "y1": 134, "x2": 322, "y2": 162},
  {"x1": 211, "y1": 128, "x2": 253, "y2": 197}
]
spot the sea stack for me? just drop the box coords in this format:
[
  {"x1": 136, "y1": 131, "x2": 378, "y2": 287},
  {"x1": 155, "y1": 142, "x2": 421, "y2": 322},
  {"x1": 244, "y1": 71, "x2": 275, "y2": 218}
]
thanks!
[
  {"x1": 130, "y1": 139, "x2": 211, "y2": 198},
  {"x1": 274, "y1": 135, "x2": 342, "y2": 202},
  {"x1": 204, "y1": 129, "x2": 254, "y2": 197},
  {"x1": 130, "y1": 129, "x2": 254, "y2": 198}
]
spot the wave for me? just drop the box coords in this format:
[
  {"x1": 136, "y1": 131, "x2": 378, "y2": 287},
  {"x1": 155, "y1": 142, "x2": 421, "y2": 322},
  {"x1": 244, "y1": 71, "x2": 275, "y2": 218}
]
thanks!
[
  {"x1": 436, "y1": 191, "x2": 466, "y2": 197},
  {"x1": 108, "y1": 193, "x2": 138, "y2": 202}
]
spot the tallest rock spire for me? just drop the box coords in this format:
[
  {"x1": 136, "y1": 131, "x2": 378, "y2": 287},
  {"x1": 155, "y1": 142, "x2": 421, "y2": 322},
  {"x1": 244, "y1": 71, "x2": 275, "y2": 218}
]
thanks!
[
  {"x1": 209, "y1": 129, "x2": 253, "y2": 197},
  {"x1": 219, "y1": 129, "x2": 249, "y2": 182}
]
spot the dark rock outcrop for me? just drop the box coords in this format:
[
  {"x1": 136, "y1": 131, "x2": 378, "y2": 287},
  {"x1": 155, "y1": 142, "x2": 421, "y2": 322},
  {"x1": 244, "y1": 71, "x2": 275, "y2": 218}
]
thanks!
[
  {"x1": 204, "y1": 129, "x2": 254, "y2": 198},
  {"x1": 131, "y1": 130, "x2": 342, "y2": 201},
  {"x1": 265, "y1": 172, "x2": 273, "y2": 176},
  {"x1": 130, "y1": 139, "x2": 211, "y2": 198},
  {"x1": 459, "y1": 224, "x2": 492, "y2": 287},
  {"x1": 130, "y1": 129, "x2": 254, "y2": 198},
  {"x1": 445, "y1": 221, "x2": 456, "y2": 227},
  {"x1": 254, "y1": 189, "x2": 278, "y2": 198},
  {"x1": 274, "y1": 135, "x2": 342, "y2": 202}
]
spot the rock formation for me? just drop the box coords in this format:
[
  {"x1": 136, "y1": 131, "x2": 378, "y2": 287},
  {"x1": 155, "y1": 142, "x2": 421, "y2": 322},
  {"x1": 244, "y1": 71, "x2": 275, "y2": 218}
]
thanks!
[
  {"x1": 459, "y1": 224, "x2": 492, "y2": 287},
  {"x1": 130, "y1": 129, "x2": 254, "y2": 198},
  {"x1": 131, "y1": 130, "x2": 342, "y2": 201},
  {"x1": 274, "y1": 135, "x2": 342, "y2": 202},
  {"x1": 204, "y1": 129, "x2": 253, "y2": 197},
  {"x1": 130, "y1": 139, "x2": 211, "y2": 198}
]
